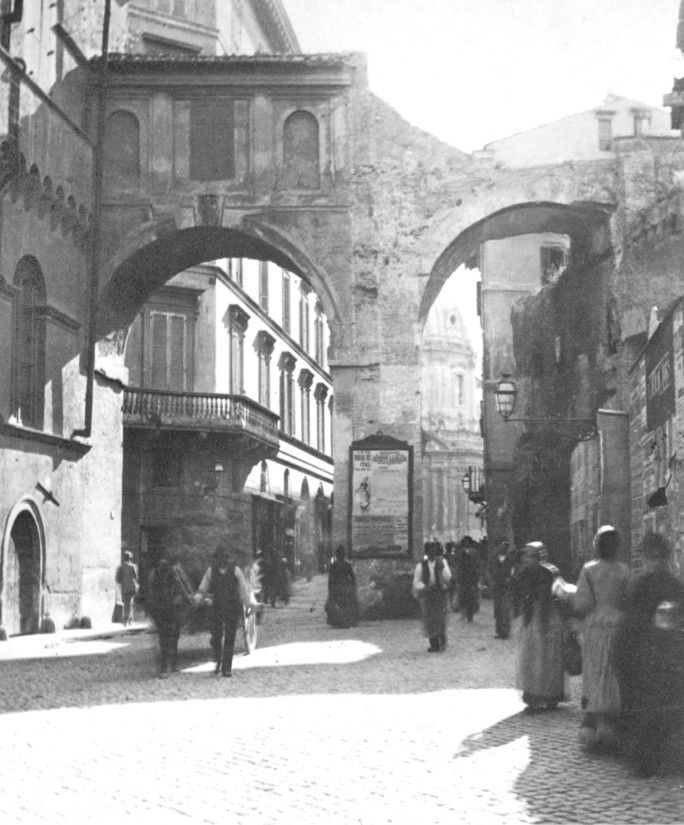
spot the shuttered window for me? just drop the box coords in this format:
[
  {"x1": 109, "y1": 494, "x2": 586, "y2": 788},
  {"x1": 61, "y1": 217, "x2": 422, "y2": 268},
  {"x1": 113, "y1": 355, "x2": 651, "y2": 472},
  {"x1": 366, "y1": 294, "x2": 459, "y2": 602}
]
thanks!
[
  {"x1": 190, "y1": 99, "x2": 235, "y2": 181},
  {"x1": 150, "y1": 311, "x2": 187, "y2": 391}
]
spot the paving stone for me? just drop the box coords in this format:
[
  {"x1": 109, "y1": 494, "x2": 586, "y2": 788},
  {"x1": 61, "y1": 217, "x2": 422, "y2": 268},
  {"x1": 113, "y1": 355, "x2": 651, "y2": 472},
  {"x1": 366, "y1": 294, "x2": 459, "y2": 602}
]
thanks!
[{"x1": 0, "y1": 575, "x2": 682, "y2": 824}]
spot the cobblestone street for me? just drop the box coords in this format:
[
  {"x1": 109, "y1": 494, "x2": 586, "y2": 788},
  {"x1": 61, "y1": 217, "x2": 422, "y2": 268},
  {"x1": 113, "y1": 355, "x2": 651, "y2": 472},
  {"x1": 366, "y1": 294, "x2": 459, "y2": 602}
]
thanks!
[{"x1": 1, "y1": 576, "x2": 682, "y2": 825}]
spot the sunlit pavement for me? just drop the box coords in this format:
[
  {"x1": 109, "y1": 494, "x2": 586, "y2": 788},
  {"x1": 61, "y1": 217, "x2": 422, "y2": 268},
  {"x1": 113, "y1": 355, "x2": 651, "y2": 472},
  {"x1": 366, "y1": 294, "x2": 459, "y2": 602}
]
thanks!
[{"x1": 1, "y1": 577, "x2": 683, "y2": 825}]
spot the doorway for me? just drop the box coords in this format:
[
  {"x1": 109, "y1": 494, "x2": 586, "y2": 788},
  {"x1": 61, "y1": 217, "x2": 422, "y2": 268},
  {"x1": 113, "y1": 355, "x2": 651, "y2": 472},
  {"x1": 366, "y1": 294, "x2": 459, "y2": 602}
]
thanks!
[{"x1": 4, "y1": 510, "x2": 42, "y2": 635}]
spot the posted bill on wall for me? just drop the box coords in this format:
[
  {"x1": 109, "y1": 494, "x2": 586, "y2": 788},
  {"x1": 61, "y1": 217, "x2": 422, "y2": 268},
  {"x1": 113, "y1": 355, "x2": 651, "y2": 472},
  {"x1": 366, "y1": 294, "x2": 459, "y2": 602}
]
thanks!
[{"x1": 350, "y1": 446, "x2": 411, "y2": 555}]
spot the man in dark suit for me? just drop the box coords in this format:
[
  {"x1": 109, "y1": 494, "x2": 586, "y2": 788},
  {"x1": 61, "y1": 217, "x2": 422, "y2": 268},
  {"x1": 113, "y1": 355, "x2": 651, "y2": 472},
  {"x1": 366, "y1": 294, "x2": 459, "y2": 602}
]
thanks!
[{"x1": 489, "y1": 538, "x2": 514, "y2": 639}]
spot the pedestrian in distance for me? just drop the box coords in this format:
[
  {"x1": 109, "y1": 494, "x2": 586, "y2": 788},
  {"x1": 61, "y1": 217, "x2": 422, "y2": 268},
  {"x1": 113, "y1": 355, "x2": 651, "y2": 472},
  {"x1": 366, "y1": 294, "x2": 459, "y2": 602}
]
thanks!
[
  {"x1": 457, "y1": 536, "x2": 480, "y2": 622},
  {"x1": 513, "y1": 541, "x2": 575, "y2": 711},
  {"x1": 325, "y1": 545, "x2": 360, "y2": 628},
  {"x1": 115, "y1": 550, "x2": 139, "y2": 626},
  {"x1": 147, "y1": 551, "x2": 194, "y2": 678},
  {"x1": 613, "y1": 533, "x2": 684, "y2": 777},
  {"x1": 195, "y1": 544, "x2": 257, "y2": 677},
  {"x1": 574, "y1": 525, "x2": 630, "y2": 753},
  {"x1": 444, "y1": 541, "x2": 459, "y2": 612},
  {"x1": 490, "y1": 537, "x2": 514, "y2": 639},
  {"x1": 412, "y1": 541, "x2": 452, "y2": 652}
]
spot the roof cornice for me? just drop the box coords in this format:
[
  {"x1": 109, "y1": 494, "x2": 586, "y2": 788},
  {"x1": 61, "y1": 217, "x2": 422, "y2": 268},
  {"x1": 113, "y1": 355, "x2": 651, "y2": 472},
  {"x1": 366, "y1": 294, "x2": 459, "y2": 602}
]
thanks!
[{"x1": 247, "y1": 0, "x2": 300, "y2": 53}]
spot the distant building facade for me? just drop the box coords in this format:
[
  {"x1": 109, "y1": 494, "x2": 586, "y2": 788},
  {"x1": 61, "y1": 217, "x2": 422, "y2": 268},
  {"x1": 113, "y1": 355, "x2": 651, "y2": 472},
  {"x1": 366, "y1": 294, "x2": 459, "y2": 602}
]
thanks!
[
  {"x1": 479, "y1": 94, "x2": 678, "y2": 168},
  {"x1": 421, "y1": 301, "x2": 483, "y2": 544},
  {"x1": 122, "y1": 258, "x2": 333, "y2": 593}
]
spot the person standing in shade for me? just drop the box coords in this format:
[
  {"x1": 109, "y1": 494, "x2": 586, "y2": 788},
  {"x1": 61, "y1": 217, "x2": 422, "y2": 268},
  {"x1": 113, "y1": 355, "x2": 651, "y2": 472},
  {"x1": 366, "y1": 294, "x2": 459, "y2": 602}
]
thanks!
[
  {"x1": 613, "y1": 533, "x2": 684, "y2": 777},
  {"x1": 490, "y1": 538, "x2": 514, "y2": 639},
  {"x1": 115, "y1": 551, "x2": 139, "y2": 626},
  {"x1": 196, "y1": 544, "x2": 256, "y2": 677},
  {"x1": 325, "y1": 545, "x2": 360, "y2": 628},
  {"x1": 457, "y1": 536, "x2": 480, "y2": 622},
  {"x1": 412, "y1": 541, "x2": 452, "y2": 652}
]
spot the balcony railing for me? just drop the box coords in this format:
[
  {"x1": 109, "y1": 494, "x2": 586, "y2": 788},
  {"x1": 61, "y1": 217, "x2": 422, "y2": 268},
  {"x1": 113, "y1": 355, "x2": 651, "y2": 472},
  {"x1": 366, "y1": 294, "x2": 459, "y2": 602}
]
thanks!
[{"x1": 123, "y1": 387, "x2": 279, "y2": 443}]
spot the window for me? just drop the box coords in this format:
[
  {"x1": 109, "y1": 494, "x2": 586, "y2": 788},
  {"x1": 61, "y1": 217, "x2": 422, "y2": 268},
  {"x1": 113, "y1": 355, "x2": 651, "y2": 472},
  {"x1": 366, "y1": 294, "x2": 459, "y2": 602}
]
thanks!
[
  {"x1": 228, "y1": 306, "x2": 249, "y2": 394},
  {"x1": 315, "y1": 383, "x2": 328, "y2": 452},
  {"x1": 540, "y1": 246, "x2": 566, "y2": 285},
  {"x1": 633, "y1": 109, "x2": 651, "y2": 137},
  {"x1": 259, "y1": 261, "x2": 269, "y2": 312},
  {"x1": 104, "y1": 111, "x2": 140, "y2": 178},
  {"x1": 455, "y1": 374, "x2": 464, "y2": 406},
  {"x1": 234, "y1": 258, "x2": 243, "y2": 287},
  {"x1": 255, "y1": 331, "x2": 275, "y2": 407},
  {"x1": 299, "y1": 285, "x2": 310, "y2": 352},
  {"x1": 281, "y1": 110, "x2": 320, "y2": 189},
  {"x1": 597, "y1": 116, "x2": 613, "y2": 151},
  {"x1": 279, "y1": 353, "x2": 296, "y2": 435},
  {"x1": 150, "y1": 311, "x2": 188, "y2": 391},
  {"x1": 314, "y1": 301, "x2": 325, "y2": 365},
  {"x1": 190, "y1": 99, "x2": 235, "y2": 181},
  {"x1": 13, "y1": 257, "x2": 46, "y2": 428},
  {"x1": 282, "y1": 271, "x2": 291, "y2": 333},
  {"x1": 283, "y1": 469, "x2": 290, "y2": 498},
  {"x1": 299, "y1": 370, "x2": 313, "y2": 445}
]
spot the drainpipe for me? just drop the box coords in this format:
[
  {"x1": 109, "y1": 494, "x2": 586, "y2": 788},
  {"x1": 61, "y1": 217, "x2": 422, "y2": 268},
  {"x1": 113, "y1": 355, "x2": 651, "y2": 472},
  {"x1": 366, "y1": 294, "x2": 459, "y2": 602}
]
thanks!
[{"x1": 73, "y1": 0, "x2": 110, "y2": 439}]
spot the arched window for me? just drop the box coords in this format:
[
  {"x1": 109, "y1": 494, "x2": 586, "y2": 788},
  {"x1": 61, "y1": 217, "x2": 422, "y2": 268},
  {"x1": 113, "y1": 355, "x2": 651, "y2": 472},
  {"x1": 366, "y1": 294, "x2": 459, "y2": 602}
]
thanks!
[
  {"x1": 13, "y1": 257, "x2": 46, "y2": 428},
  {"x1": 104, "y1": 110, "x2": 140, "y2": 178},
  {"x1": 260, "y1": 461, "x2": 269, "y2": 494},
  {"x1": 282, "y1": 111, "x2": 320, "y2": 190},
  {"x1": 283, "y1": 469, "x2": 290, "y2": 498},
  {"x1": 300, "y1": 478, "x2": 310, "y2": 502}
]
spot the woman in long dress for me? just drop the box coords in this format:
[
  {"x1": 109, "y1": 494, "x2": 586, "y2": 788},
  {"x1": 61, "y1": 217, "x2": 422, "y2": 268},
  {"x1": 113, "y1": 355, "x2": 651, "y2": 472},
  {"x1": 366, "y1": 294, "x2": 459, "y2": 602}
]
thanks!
[
  {"x1": 513, "y1": 541, "x2": 573, "y2": 711},
  {"x1": 613, "y1": 533, "x2": 684, "y2": 776},
  {"x1": 575, "y1": 525, "x2": 630, "y2": 751},
  {"x1": 325, "y1": 546, "x2": 360, "y2": 628}
]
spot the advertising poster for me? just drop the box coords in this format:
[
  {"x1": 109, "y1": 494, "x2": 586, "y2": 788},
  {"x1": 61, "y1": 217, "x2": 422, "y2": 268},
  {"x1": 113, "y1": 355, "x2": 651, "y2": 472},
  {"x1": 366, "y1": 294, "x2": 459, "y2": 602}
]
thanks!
[{"x1": 349, "y1": 437, "x2": 412, "y2": 556}]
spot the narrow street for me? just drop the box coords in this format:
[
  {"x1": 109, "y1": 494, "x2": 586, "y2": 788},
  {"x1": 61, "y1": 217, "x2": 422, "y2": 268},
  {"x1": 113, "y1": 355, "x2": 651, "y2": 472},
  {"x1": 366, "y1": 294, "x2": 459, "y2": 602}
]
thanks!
[{"x1": 1, "y1": 576, "x2": 682, "y2": 825}]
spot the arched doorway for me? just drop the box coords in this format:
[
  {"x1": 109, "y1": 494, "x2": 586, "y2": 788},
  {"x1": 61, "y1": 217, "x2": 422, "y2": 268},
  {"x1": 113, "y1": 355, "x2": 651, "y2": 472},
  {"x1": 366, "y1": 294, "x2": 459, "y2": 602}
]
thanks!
[{"x1": 3, "y1": 507, "x2": 43, "y2": 635}]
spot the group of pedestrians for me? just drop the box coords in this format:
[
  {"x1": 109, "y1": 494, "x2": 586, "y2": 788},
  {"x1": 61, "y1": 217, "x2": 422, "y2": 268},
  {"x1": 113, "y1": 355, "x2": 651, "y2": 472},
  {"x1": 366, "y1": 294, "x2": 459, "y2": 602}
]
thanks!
[{"x1": 513, "y1": 526, "x2": 684, "y2": 779}]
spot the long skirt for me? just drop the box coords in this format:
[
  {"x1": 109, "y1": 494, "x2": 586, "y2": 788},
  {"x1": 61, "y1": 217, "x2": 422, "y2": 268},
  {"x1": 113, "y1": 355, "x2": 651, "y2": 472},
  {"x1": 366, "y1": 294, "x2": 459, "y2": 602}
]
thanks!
[
  {"x1": 516, "y1": 606, "x2": 567, "y2": 706},
  {"x1": 421, "y1": 587, "x2": 448, "y2": 638},
  {"x1": 581, "y1": 619, "x2": 622, "y2": 714},
  {"x1": 325, "y1": 582, "x2": 359, "y2": 628}
]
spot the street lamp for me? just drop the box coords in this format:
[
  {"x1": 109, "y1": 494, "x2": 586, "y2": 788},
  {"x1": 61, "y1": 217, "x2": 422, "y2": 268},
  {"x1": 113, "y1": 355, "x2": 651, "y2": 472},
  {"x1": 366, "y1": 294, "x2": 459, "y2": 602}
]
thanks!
[
  {"x1": 493, "y1": 374, "x2": 597, "y2": 440},
  {"x1": 494, "y1": 374, "x2": 517, "y2": 421},
  {"x1": 461, "y1": 470, "x2": 471, "y2": 494}
]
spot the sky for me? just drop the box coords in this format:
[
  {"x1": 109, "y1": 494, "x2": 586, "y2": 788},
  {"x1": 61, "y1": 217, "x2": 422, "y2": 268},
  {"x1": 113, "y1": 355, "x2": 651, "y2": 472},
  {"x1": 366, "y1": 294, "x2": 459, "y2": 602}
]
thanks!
[{"x1": 285, "y1": 0, "x2": 683, "y2": 152}]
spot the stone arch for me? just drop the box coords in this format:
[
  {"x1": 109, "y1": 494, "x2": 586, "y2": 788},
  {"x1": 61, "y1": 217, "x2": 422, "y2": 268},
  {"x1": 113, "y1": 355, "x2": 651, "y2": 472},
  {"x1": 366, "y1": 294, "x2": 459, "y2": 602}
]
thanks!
[
  {"x1": 419, "y1": 200, "x2": 614, "y2": 324},
  {"x1": 104, "y1": 109, "x2": 140, "y2": 178},
  {"x1": 1, "y1": 498, "x2": 45, "y2": 636},
  {"x1": 97, "y1": 221, "x2": 342, "y2": 340}
]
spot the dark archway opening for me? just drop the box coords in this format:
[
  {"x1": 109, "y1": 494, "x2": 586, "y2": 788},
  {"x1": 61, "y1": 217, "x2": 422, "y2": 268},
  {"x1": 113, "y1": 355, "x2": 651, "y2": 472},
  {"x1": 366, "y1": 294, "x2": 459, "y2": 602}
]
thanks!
[{"x1": 5, "y1": 510, "x2": 42, "y2": 635}]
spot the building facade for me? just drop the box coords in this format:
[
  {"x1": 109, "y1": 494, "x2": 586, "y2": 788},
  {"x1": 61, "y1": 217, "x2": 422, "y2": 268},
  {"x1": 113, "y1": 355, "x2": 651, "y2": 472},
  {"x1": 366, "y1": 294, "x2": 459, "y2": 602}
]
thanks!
[
  {"x1": 479, "y1": 94, "x2": 678, "y2": 169},
  {"x1": 121, "y1": 257, "x2": 333, "y2": 592},
  {"x1": 421, "y1": 300, "x2": 483, "y2": 544}
]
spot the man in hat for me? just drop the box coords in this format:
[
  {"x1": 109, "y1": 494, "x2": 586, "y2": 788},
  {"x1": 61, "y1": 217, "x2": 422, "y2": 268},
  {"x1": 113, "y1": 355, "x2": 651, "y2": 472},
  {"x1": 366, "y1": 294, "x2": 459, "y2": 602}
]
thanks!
[
  {"x1": 489, "y1": 538, "x2": 514, "y2": 639},
  {"x1": 196, "y1": 544, "x2": 256, "y2": 677},
  {"x1": 115, "y1": 550, "x2": 139, "y2": 626}
]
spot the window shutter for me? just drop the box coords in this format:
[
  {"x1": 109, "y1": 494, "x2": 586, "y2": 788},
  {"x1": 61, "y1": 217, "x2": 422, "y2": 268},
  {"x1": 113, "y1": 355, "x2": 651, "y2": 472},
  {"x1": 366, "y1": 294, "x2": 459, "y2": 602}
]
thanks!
[
  {"x1": 169, "y1": 314, "x2": 186, "y2": 391},
  {"x1": 190, "y1": 100, "x2": 235, "y2": 181},
  {"x1": 150, "y1": 312, "x2": 167, "y2": 390}
]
